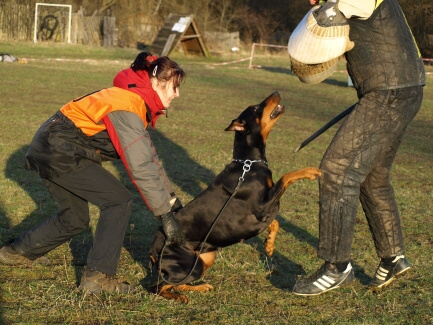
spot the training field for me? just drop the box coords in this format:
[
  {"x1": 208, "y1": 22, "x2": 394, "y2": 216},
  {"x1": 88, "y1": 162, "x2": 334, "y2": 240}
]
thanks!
[{"x1": 0, "y1": 41, "x2": 432, "y2": 324}]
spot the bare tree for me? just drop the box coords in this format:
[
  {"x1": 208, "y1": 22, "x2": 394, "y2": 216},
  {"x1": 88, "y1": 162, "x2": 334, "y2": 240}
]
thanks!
[
  {"x1": 209, "y1": 0, "x2": 243, "y2": 32},
  {"x1": 187, "y1": 0, "x2": 214, "y2": 33},
  {"x1": 232, "y1": 5, "x2": 282, "y2": 45},
  {"x1": 400, "y1": 0, "x2": 432, "y2": 57}
]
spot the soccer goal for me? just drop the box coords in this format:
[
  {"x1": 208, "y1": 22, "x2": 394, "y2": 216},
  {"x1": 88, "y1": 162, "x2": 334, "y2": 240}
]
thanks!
[
  {"x1": 248, "y1": 43, "x2": 291, "y2": 70},
  {"x1": 33, "y1": 3, "x2": 72, "y2": 43}
]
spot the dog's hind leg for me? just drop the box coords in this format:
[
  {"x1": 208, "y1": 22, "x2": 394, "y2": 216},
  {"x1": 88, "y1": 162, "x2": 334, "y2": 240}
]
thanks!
[
  {"x1": 199, "y1": 251, "x2": 216, "y2": 271},
  {"x1": 264, "y1": 219, "x2": 279, "y2": 256}
]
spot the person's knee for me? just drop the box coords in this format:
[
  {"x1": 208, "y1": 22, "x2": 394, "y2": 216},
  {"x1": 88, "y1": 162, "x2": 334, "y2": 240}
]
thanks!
[
  {"x1": 320, "y1": 162, "x2": 365, "y2": 198},
  {"x1": 57, "y1": 208, "x2": 90, "y2": 233},
  {"x1": 319, "y1": 159, "x2": 345, "y2": 190},
  {"x1": 100, "y1": 192, "x2": 133, "y2": 219},
  {"x1": 361, "y1": 166, "x2": 392, "y2": 196},
  {"x1": 121, "y1": 192, "x2": 133, "y2": 214}
]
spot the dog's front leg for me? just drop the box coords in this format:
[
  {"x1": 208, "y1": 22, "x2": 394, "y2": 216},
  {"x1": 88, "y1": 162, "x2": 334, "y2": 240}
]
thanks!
[
  {"x1": 173, "y1": 283, "x2": 214, "y2": 293},
  {"x1": 268, "y1": 167, "x2": 321, "y2": 202},
  {"x1": 199, "y1": 251, "x2": 216, "y2": 271}
]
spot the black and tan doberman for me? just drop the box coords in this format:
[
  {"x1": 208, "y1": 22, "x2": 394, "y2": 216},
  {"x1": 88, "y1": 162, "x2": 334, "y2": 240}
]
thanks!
[{"x1": 149, "y1": 91, "x2": 321, "y2": 303}]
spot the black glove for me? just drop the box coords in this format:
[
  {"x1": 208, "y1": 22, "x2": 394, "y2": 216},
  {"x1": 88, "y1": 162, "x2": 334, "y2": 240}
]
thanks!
[
  {"x1": 159, "y1": 211, "x2": 185, "y2": 245},
  {"x1": 313, "y1": 0, "x2": 348, "y2": 27},
  {"x1": 170, "y1": 197, "x2": 183, "y2": 213}
]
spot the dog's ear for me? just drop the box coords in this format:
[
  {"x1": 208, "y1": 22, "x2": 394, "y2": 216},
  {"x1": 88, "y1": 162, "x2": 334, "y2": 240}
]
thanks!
[{"x1": 225, "y1": 119, "x2": 246, "y2": 132}]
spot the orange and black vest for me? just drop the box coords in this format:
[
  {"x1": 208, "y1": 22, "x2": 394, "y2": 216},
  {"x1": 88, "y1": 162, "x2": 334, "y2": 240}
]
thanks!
[
  {"x1": 61, "y1": 87, "x2": 149, "y2": 136},
  {"x1": 25, "y1": 87, "x2": 148, "y2": 178}
]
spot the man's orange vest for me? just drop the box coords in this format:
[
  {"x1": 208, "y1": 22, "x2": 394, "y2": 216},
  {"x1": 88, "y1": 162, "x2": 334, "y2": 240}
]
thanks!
[{"x1": 60, "y1": 87, "x2": 148, "y2": 136}]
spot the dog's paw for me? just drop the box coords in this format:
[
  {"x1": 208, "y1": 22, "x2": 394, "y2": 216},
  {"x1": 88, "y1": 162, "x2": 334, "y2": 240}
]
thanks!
[
  {"x1": 154, "y1": 288, "x2": 190, "y2": 304},
  {"x1": 161, "y1": 291, "x2": 189, "y2": 304},
  {"x1": 304, "y1": 167, "x2": 322, "y2": 180},
  {"x1": 175, "y1": 294, "x2": 189, "y2": 304},
  {"x1": 175, "y1": 283, "x2": 214, "y2": 293},
  {"x1": 199, "y1": 283, "x2": 214, "y2": 292}
]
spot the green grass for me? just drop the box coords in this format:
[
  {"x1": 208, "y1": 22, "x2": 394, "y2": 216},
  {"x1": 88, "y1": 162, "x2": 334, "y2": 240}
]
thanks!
[{"x1": 0, "y1": 40, "x2": 432, "y2": 324}]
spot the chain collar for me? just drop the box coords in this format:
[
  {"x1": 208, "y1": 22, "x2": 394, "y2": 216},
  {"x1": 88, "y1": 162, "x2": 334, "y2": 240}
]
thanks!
[
  {"x1": 232, "y1": 159, "x2": 268, "y2": 181},
  {"x1": 232, "y1": 158, "x2": 268, "y2": 165}
]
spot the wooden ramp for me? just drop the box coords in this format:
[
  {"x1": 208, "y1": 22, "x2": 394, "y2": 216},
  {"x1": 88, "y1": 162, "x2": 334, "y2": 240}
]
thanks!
[{"x1": 150, "y1": 14, "x2": 209, "y2": 57}]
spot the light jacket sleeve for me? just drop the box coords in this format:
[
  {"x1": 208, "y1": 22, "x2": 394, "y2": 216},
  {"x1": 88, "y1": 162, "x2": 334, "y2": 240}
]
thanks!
[{"x1": 101, "y1": 110, "x2": 174, "y2": 216}]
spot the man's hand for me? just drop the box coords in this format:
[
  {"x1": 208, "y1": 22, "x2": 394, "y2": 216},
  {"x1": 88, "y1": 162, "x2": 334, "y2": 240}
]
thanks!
[{"x1": 159, "y1": 211, "x2": 185, "y2": 245}]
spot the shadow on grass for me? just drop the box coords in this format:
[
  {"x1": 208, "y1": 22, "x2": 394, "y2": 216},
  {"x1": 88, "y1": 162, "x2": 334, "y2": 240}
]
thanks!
[
  {"x1": 323, "y1": 78, "x2": 351, "y2": 88},
  {"x1": 0, "y1": 204, "x2": 6, "y2": 323},
  {"x1": 241, "y1": 215, "x2": 318, "y2": 290},
  {"x1": 246, "y1": 214, "x2": 372, "y2": 289}
]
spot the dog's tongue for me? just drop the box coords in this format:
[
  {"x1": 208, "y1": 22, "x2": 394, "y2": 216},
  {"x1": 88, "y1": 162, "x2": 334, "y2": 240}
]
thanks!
[{"x1": 270, "y1": 104, "x2": 285, "y2": 119}]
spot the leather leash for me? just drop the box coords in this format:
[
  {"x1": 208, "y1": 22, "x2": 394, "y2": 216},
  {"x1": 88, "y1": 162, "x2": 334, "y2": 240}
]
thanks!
[{"x1": 293, "y1": 103, "x2": 356, "y2": 152}]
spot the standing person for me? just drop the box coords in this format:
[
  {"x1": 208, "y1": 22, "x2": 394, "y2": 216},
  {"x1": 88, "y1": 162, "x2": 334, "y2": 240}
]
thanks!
[
  {"x1": 0, "y1": 52, "x2": 186, "y2": 294},
  {"x1": 292, "y1": 0, "x2": 425, "y2": 295}
]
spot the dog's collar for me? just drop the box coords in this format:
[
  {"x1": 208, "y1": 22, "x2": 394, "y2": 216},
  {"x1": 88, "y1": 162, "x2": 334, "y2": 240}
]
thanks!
[
  {"x1": 232, "y1": 159, "x2": 268, "y2": 166},
  {"x1": 232, "y1": 159, "x2": 268, "y2": 182}
]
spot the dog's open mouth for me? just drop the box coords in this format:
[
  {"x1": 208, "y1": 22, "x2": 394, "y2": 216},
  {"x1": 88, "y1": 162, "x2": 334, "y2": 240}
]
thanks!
[{"x1": 270, "y1": 104, "x2": 285, "y2": 119}]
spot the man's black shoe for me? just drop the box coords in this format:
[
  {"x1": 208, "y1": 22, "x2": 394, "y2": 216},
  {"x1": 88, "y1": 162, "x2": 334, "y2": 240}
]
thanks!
[
  {"x1": 293, "y1": 262, "x2": 354, "y2": 296},
  {"x1": 369, "y1": 255, "x2": 410, "y2": 291}
]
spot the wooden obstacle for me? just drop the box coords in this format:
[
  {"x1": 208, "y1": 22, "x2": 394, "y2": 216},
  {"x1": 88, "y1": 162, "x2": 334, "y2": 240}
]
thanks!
[{"x1": 151, "y1": 14, "x2": 209, "y2": 57}]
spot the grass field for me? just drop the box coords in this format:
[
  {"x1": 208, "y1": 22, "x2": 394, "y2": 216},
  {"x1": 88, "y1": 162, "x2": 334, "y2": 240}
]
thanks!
[{"x1": 0, "y1": 41, "x2": 432, "y2": 324}]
